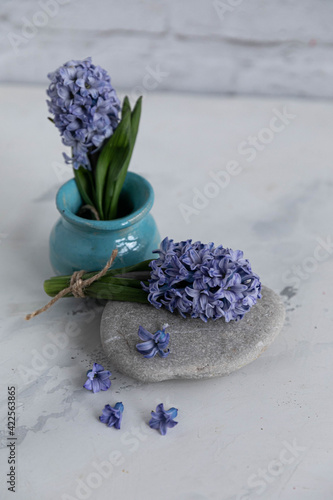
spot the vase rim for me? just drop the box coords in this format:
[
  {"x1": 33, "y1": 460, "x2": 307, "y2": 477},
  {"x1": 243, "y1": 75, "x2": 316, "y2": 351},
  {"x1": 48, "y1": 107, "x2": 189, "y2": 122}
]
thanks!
[{"x1": 56, "y1": 172, "x2": 155, "y2": 231}]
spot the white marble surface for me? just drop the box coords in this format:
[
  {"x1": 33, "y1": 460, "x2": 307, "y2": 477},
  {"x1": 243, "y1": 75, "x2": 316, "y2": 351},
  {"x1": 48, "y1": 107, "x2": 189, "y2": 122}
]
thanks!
[{"x1": 0, "y1": 85, "x2": 333, "y2": 499}]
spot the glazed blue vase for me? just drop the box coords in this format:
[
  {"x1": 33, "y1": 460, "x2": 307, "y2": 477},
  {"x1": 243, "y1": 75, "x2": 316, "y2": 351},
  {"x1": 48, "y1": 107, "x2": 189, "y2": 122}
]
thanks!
[{"x1": 50, "y1": 172, "x2": 160, "y2": 275}]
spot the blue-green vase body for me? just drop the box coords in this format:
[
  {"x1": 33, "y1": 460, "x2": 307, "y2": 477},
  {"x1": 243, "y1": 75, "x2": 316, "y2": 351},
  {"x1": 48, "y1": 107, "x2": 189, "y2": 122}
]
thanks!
[{"x1": 50, "y1": 172, "x2": 160, "y2": 275}]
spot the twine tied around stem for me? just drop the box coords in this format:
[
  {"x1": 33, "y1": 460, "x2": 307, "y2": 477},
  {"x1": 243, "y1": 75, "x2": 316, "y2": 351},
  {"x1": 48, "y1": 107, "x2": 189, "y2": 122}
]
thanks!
[{"x1": 25, "y1": 249, "x2": 118, "y2": 321}]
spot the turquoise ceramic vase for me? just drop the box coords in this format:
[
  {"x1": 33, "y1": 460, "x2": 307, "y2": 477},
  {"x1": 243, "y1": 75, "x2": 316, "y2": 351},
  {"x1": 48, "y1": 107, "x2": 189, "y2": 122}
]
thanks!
[{"x1": 50, "y1": 172, "x2": 160, "y2": 275}]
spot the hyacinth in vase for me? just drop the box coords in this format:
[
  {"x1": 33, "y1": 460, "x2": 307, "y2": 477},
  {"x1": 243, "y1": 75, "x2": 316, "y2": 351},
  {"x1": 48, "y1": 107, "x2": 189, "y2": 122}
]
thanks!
[{"x1": 47, "y1": 57, "x2": 142, "y2": 220}]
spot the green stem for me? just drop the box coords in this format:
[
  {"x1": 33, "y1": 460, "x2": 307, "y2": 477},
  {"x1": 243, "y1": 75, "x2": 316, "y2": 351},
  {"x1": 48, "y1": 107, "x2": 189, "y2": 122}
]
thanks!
[{"x1": 43, "y1": 262, "x2": 153, "y2": 304}]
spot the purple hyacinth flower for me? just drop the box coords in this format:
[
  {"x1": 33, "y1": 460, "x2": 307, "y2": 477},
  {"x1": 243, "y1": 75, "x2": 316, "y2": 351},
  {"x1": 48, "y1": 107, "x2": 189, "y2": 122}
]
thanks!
[
  {"x1": 83, "y1": 363, "x2": 111, "y2": 393},
  {"x1": 47, "y1": 57, "x2": 120, "y2": 170},
  {"x1": 149, "y1": 403, "x2": 178, "y2": 435},
  {"x1": 136, "y1": 324, "x2": 170, "y2": 359},
  {"x1": 99, "y1": 402, "x2": 124, "y2": 429},
  {"x1": 141, "y1": 237, "x2": 262, "y2": 322}
]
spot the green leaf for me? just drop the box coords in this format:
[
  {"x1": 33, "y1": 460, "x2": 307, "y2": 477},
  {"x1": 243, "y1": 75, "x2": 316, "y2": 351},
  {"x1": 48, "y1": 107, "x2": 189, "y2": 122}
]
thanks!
[
  {"x1": 107, "y1": 96, "x2": 142, "y2": 220},
  {"x1": 73, "y1": 167, "x2": 95, "y2": 208},
  {"x1": 94, "y1": 98, "x2": 132, "y2": 220},
  {"x1": 122, "y1": 95, "x2": 131, "y2": 118},
  {"x1": 103, "y1": 103, "x2": 132, "y2": 218}
]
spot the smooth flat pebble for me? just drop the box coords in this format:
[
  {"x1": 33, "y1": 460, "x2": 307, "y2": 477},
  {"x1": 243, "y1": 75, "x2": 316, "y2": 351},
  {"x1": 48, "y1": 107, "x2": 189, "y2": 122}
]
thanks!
[{"x1": 100, "y1": 285, "x2": 285, "y2": 383}]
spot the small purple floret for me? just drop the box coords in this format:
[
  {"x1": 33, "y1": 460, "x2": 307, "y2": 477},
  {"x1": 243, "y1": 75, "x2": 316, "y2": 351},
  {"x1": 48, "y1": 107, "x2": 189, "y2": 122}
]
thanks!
[
  {"x1": 83, "y1": 363, "x2": 111, "y2": 393},
  {"x1": 136, "y1": 324, "x2": 170, "y2": 359},
  {"x1": 142, "y1": 237, "x2": 262, "y2": 322},
  {"x1": 149, "y1": 403, "x2": 178, "y2": 435},
  {"x1": 99, "y1": 402, "x2": 124, "y2": 429}
]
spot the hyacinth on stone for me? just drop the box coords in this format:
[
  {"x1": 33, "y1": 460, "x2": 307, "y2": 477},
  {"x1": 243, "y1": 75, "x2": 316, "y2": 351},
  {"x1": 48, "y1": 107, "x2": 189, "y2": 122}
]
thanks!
[
  {"x1": 142, "y1": 238, "x2": 262, "y2": 322},
  {"x1": 47, "y1": 57, "x2": 121, "y2": 169},
  {"x1": 136, "y1": 324, "x2": 170, "y2": 359}
]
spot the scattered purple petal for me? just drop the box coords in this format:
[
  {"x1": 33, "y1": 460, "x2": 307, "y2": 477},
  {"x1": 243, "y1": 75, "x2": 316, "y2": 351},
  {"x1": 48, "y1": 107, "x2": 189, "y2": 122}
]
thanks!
[
  {"x1": 99, "y1": 402, "x2": 124, "y2": 429},
  {"x1": 83, "y1": 363, "x2": 111, "y2": 393},
  {"x1": 149, "y1": 403, "x2": 178, "y2": 435}
]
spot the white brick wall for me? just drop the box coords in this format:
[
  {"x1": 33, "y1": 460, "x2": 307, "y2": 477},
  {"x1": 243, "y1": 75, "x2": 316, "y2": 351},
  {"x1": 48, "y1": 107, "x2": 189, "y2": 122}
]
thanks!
[{"x1": 1, "y1": 0, "x2": 332, "y2": 98}]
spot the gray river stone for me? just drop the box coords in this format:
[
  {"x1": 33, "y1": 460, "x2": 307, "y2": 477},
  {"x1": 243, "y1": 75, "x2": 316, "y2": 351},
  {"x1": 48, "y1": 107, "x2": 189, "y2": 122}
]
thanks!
[{"x1": 100, "y1": 286, "x2": 285, "y2": 383}]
